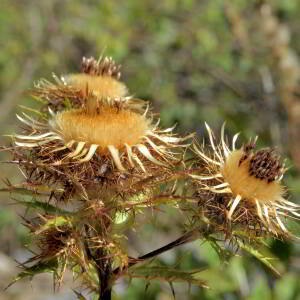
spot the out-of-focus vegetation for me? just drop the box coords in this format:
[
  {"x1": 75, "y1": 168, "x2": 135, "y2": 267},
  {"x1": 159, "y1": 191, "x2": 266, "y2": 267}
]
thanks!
[{"x1": 0, "y1": 0, "x2": 300, "y2": 299}]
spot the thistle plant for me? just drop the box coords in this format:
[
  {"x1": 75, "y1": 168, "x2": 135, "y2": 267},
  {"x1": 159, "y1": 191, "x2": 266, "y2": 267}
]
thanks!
[{"x1": 2, "y1": 56, "x2": 300, "y2": 299}]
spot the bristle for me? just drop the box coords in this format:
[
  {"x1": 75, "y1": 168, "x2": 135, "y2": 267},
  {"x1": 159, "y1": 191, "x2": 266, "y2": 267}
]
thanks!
[{"x1": 51, "y1": 107, "x2": 150, "y2": 154}]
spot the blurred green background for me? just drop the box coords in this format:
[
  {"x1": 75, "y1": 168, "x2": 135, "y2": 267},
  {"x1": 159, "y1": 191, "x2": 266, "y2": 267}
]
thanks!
[{"x1": 0, "y1": 0, "x2": 300, "y2": 299}]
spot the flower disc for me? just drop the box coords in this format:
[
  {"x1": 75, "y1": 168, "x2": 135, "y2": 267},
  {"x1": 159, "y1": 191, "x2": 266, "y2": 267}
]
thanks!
[
  {"x1": 51, "y1": 106, "x2": 150, "y2": 154},
  {"x1": 222, "y1": 149, "x2": 284, "y2": 204}
]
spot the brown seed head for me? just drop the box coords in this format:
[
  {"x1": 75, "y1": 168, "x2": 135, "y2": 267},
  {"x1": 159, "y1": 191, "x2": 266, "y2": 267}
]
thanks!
[
  {"x1": 222, "y1": 148, "x2": 284, "y2": 205},
  {"x1": 81, "y1": 56, "x2": 122, "y2": 79},
  {"x1": 248, "y1": 148, "x2": 283, "y2": 182}
]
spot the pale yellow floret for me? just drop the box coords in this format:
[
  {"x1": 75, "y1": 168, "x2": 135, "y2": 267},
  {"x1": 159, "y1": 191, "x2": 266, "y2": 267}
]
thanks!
[
  {"x1": 14, "y1": 106, "x2": 191, "y2": 171},
  {"x1": 222, "y1": 149, "x2": 284, "y2": 204},
  {"x1": 52, "y1": 107, "x2": 150, "y2": 154},
  {"x1": 64, "y1": 73, "x2": 128, "y2": 100}
]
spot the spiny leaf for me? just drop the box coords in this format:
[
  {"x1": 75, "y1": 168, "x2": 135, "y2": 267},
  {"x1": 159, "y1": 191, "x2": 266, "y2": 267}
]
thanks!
[
  {"x1": 207, "y1": 237, "x2": 233, "y2": 263},
  {"x1": 35, "y1": 216, "x2": 71, "y2": 234},
  {"x1": 124, "y1": 264, "x2": 208, "y2": 288},
  {"x1": 5, "y1": 259, "x2": 58, "y2": 290},
  {"x1": 194, "y1": 267, "x2": 238, "y2": 294},
  {"x1": 237, "y1": 240, "x2": 281, "y2": 277},
  {"x1": 0, "y1": 186, "x2": 39, "y2": 197},
  {"x1": 0, "y1": 181, "x2": 64, "y2": 197},
  {"x1": 13, "y1": 197, "x2": 72, "y2": 216}
]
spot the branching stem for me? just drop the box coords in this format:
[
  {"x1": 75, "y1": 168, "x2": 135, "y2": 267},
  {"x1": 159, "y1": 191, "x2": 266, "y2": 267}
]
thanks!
[{"x1": 113, "y1": 228, "x2": 201, "y2": 276}]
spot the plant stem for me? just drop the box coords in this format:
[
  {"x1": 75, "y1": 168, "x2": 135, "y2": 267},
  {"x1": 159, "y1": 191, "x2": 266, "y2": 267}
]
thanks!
[
  {"x1": 84, "y1": 225, "x2": 112, "y2": 300},
  {"x1": 113, "y1": 228, "x2": 200, "y2": 275},
  {"x1": 97, "y1": 248, "x2": 112, "y2": 300}
]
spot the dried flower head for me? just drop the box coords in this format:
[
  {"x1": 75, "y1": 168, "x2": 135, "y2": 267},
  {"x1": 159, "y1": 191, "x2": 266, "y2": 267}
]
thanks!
[
  {"x1": 192, "y1": 123, "x2": 300, "y2": 239},
  {"x1": 34, "y1": 224, "x2": 77, "y2": 261},
  {"x1": 20, "y1": 214, "x2": 89, "y2": 289}
]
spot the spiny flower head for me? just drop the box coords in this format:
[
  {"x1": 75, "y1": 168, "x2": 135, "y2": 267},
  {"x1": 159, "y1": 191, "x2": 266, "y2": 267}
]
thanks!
[
  {"x1": 63, "y1": 56, "x2": 128, "y2": 101},
  {"x1": 22, "y1": 215, "x2": 82, "y2": 266},
  {"x1": 20, "y1": 214, "x2": 100, "y2": 290},
  {"x1": 10, "y1": 56, "x2": 192, "y2": 201},
  {"x1": 34, "y1": 224, "x2": 77, "y2": 261},
  {"x1": 192, "y1": 123, "x2": 300, "y2": 239},
  {"x1": 14, "y1": 105, "x2": 189, "y2": 173},
  {"x1": 31, "y1": 56, "x2": 145, "y2": 113}
]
